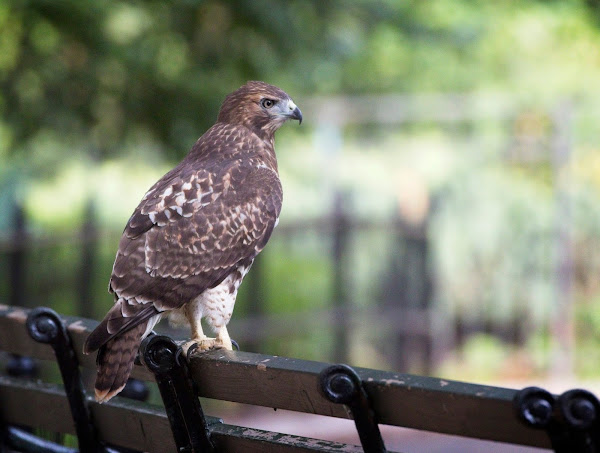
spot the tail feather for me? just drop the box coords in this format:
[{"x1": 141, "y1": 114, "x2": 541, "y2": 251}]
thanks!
[
  {"x1": 84, "y1": 300, "x2": 156, "y2": 354},
  {"x1": 94, "y1": 322, "x2": 147, "y2": 403}
]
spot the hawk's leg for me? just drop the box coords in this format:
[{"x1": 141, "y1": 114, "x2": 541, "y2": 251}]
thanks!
[
  {"x1": 178, "y1": 269, "x2": 242, "y2": 357},
  {"x1": 181, "y1": 325, "x2": 234, "y2": 358},
  {"x1": 215, "y1": 325, "x2": 233, "y2": 350},
  {"x1": 180, "y1": 308, "x2": 234, "y2": 357},
  {"x1": 180, "y1": 317, "x2": 216, "y2": 357}
]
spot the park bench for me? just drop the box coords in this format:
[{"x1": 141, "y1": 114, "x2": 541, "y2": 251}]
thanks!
[{"x1": 0, "y1": 304, "x2": 597, "y2": 452}]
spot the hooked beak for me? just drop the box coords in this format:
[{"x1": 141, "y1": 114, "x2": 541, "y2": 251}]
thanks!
[{"x1": 285, "y1": 99, "x2": 303, "y2": 124}]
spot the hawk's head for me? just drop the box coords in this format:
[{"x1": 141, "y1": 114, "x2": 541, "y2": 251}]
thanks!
[{"x1": 217, "y1": 81, "x2": 302, "y2": 139}]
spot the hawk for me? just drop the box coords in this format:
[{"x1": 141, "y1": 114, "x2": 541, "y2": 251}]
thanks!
[{"x1": 84, "y1": 81, "x2": 302, "y2": 402}]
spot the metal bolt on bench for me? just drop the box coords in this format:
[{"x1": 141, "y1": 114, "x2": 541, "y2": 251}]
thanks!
[
  {"x1": 319, "y1": 363, "x2": 387, "y2": 453},
  {"x1": 514, "y1": 386, "x2": 600, "y2": 452}
]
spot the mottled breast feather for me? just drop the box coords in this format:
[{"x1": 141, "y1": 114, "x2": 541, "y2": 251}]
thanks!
[{"x1": 108, "y1": 122, "x2": 282, "y2": 321}]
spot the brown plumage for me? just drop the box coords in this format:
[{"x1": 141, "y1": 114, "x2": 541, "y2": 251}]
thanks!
[{"x1": 84, "y1": 81, "x2": 302, "y2": 402}]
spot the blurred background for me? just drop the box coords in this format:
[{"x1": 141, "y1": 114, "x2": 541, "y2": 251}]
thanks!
[{"x1": 2, "y1": 1, "x2": 600, "y2": 450}]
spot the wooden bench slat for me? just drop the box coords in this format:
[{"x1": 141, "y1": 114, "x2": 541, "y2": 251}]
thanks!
[
  {"x1": 210, "y1": 424, "x2": 365, "y2": 453},
  {"x1": 0, "y1": 376, "x2": 368, "y2": 452},
  {"x1": 187, "y1": 350, "x2": 550, "y2": 448},
  {"x1": 0, "y1": 375, "x2": 176, "y2": 451}
]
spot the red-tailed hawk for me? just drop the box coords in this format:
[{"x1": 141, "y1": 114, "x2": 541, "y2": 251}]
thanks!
[{"x1": 84, "y1": 81, "x2": 302, "y2": 402}]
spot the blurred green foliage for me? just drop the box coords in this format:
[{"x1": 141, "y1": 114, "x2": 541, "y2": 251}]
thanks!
[
  {"x1": 2, "y1": 0, "x2": 403, "y2": 165},
  {"x1": 3, "y1": 0, "x2": 600, "y2": 170}
]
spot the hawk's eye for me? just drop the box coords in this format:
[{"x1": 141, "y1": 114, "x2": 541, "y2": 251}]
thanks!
[{"x1": 261, "y1": 98, "x2": 275, "y2": 109}]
